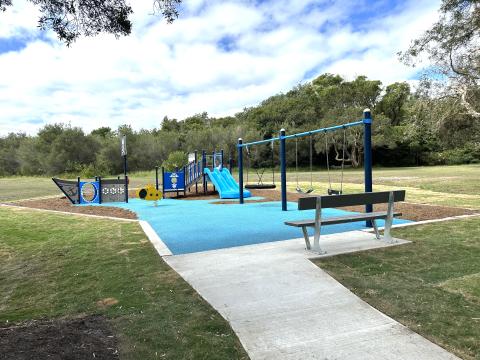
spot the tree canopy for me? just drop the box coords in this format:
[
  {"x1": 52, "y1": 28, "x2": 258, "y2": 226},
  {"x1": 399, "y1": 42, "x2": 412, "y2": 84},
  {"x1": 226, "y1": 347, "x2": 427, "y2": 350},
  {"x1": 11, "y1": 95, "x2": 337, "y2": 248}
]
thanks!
[
  {"x1": 0, "y1": 0, "x2": 181, "y2": 44},
  {"x1": 1, "y1": 73, "x2": 479, "y2": 177},
  {"x1": 403, "y1": 0, "x2": 480, "y2": 118}
]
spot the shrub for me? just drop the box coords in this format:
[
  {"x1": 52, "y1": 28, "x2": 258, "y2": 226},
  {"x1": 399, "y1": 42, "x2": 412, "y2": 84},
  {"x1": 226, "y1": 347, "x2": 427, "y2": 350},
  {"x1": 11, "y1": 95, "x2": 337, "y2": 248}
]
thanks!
[
  {"x1": 441, "y1": 143, "x2": 480, "y2": 165},
  {"x1": 425, "y1": 143, "x2": 480, "y2": 165},
  {"x1": 162, "y1": 151, "x2": 188, "y2": 172}
]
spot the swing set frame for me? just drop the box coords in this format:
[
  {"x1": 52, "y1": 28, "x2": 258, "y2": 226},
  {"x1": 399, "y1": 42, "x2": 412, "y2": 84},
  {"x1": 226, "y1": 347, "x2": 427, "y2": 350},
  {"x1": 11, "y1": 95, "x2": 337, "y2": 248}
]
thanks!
[
  {"x1": 244, "y1": 142, "x2": 277, "y2": 190},
  {"x1": 237, "y1": 109, "x2": 373, "y2": 212}
]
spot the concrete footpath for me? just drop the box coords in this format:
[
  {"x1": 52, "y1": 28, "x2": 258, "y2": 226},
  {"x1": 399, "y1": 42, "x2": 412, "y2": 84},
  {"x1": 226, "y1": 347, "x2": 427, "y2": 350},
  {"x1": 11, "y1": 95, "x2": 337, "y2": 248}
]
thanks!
[{"x1": 165, "y1": 231, "x2": 458, "y2": 360}]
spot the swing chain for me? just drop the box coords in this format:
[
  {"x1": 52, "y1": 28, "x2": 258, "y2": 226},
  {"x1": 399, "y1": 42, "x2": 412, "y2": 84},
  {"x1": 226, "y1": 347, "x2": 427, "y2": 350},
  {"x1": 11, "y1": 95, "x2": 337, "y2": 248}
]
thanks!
[
  {"x1": 340, "y1": 127, "x2": 346, "y2": 194},
  {"x1": 295, "y1": 136, "x2": 299, "y2": 188},
  {"x1": 325, "y1": 127, "x2": 347, "y2": 195},
  {"x1": 295, "y1": 134, "x2": 314, "y2": 194},
  {"x1": 325, "y1": 131, "x2": 332, "y2": 191},
  {"x1": 309, "y1": 133, "x2": 313, "y2": 189}
]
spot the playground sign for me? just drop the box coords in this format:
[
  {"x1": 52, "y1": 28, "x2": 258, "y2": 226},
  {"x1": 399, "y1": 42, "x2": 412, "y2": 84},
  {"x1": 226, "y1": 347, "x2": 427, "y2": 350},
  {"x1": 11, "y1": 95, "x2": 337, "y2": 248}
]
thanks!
[
  {"x1": 164, "y1": 171, "x2": 185, "y2": 192},
  {"x1": 121, "y1": 136, "x2": 127, "y2": 156}
]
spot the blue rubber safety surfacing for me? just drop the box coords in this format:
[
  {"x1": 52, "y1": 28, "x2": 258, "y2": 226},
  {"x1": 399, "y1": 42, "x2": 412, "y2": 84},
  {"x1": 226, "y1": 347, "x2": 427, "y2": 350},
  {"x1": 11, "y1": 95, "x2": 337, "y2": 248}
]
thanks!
[{"x1": 96, "y1": 198, "x2": 412, "y2": 255}]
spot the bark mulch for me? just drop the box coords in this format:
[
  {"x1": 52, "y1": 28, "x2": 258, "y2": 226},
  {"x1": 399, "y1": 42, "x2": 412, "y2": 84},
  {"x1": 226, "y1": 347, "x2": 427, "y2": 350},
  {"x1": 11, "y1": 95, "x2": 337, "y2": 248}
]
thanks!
[
  {"x1": 10, "y1": 188, "x2": 478, "y2": 222},
  {"x1": 12, "y1": 196, "x2": 137, "y2": 220},
  {"x1": 212, "y1": 188, "x2": 478, "y2": 222}
]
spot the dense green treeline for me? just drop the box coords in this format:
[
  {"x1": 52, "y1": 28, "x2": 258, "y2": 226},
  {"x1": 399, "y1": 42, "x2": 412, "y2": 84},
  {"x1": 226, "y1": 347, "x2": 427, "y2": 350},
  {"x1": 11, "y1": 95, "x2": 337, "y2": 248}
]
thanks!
[{"x1": 1, "y1": 73, "x2": 479, "y2": 177}]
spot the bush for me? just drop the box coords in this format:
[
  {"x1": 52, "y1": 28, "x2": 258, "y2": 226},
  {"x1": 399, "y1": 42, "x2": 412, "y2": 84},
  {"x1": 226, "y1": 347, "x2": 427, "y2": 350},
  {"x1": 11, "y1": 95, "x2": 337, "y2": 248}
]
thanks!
[
  {"x1": 162, "y1": 151, "x2": 188, "y2": 172},
  {"x1": 442, "y1": 143, "x2": 480, "y2": 165},
  {"x1": 425, "y1": 143, "x2": 480, "y2": 165}
]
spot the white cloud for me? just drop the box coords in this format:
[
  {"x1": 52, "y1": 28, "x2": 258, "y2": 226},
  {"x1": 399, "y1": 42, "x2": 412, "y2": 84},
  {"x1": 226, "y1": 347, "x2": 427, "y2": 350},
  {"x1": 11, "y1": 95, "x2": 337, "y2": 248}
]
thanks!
[
  {"x1": 0, "y1": 0, "x2": 40, "y2": 38},
  {"x1": 0, "y1": 0, "x2": 441, "y2": 135}
]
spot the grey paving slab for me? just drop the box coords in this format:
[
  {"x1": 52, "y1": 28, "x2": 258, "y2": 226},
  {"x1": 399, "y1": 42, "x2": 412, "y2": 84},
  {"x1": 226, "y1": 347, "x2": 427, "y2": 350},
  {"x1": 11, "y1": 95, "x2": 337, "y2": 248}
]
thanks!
[{"x1": 164, "y1": 232, "x2": 459, "y2": 360}]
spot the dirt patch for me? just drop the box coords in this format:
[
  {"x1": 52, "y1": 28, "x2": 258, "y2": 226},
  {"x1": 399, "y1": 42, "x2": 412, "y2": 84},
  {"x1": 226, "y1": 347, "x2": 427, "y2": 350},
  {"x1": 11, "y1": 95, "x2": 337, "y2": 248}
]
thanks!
[
  {"x1": 12, "y1": 197, "x2": 137, "y2": 220},
  {"x1": 96, "y1": 298, "x2": 119, "y2": 309},
  {"x1": 162, "y1": 183, "x2": 220, "y2": 200},
  {"x1": 0, "y1": 315, "x2": 119, "y2": 360}
]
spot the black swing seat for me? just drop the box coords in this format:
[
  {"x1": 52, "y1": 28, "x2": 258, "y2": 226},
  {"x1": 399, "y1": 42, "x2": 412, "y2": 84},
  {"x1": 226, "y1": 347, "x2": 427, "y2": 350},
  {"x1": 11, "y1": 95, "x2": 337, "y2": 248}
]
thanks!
[
  {"x1": 245, "y1": 184, "x2": 276, "y2": 189},
  {"x1": 328, "y1": 189, "x2": 342, "y2": 195},
  {"x1": 296, "y1": 187, "x2": 314, "y2": 194}
]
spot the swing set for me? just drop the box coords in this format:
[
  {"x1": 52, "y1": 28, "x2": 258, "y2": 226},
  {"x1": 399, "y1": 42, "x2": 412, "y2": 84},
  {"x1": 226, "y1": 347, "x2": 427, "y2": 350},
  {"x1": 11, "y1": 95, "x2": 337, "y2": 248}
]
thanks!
[
  {"x1": 237, "y1": 109, "x2": 373, "y2": 211},
  {"x1": 293, "y1": 126, "x2": 348, "y2": 195},
  {"x1": 244, "y1": 141, "x2": 276, "y2": 190}
]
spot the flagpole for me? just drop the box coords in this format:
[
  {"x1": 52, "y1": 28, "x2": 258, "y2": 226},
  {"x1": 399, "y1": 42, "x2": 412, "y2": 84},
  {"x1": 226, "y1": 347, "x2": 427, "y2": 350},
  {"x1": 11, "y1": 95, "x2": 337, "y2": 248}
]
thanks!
[
  {"x1": 121, "y1": 135, "x2": 128, "y2": 202},
  {"x1": 121, "y1": 135, "x2": 128, "y2": 177}
]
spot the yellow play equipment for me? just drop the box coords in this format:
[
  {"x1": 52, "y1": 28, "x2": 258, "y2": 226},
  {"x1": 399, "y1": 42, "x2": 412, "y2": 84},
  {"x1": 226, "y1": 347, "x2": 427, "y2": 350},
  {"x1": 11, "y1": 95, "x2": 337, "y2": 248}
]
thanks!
[{"x1": 136, "y1": 184, "x2": 162, "y2": 201}]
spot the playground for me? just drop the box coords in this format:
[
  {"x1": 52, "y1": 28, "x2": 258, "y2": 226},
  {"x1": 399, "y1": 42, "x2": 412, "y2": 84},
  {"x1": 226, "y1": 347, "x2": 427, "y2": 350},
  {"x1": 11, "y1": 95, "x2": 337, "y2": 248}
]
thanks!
[
  {"x1": 20, "y1": 111, "x2": 477, "y2": 257},
  {"x1": 2, "y1": 166, "x2": 480, "y2": 359},
  {"x1": 1, "y1": 113, "x2": 480, "y2": 359}
]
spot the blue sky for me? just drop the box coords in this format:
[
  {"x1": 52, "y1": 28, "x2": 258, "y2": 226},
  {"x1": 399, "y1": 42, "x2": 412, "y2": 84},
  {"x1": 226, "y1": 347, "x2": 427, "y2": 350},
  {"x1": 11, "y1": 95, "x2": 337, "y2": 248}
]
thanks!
[{"x1": 0, "y1": 0, "x2": 440, "y2": 135}]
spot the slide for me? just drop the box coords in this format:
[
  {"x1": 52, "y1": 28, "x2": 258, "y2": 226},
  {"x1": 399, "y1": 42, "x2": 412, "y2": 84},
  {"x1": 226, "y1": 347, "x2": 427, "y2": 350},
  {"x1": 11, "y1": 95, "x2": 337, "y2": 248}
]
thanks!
[{"x1": 204, "y1": 167, "x2": 251, "y2": 199}]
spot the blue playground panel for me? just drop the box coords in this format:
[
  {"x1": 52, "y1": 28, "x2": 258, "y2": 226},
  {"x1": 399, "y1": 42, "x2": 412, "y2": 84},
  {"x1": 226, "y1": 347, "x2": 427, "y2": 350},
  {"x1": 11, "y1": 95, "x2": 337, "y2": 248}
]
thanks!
[{"x1": 102, "y1": 198, "x2": 412, "y2": 255}]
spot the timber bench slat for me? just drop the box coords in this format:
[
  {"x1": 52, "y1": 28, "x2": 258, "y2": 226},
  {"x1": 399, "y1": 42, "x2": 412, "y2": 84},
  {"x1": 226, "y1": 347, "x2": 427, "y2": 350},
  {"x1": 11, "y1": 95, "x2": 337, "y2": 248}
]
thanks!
[
  {"x1": 297, "y1": 190, "x2": 406, "y2": 210},
  {"x1": 284, "y1": 211, "x2": 402, "y2": 227}
]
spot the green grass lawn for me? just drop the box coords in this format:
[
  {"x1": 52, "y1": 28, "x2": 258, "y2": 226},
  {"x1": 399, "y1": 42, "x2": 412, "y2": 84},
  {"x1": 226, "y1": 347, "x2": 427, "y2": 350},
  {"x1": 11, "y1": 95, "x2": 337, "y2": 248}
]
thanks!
[
  {"x1": 314, "y1": 218, "x2": 480, "y2": 360},
  {"x1": 0, "y1": 176, "x2": 61, "y2": 202},
  {"x1": 0, "y1": 206, "x2": 248, "y2": 359}
]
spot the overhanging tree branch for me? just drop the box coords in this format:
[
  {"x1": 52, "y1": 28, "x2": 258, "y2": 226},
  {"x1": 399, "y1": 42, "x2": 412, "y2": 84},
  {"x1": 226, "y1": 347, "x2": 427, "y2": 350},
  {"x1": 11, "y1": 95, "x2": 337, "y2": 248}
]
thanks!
[{"x1": 0, "y1": 0, "x2": 182, "y2": 45}]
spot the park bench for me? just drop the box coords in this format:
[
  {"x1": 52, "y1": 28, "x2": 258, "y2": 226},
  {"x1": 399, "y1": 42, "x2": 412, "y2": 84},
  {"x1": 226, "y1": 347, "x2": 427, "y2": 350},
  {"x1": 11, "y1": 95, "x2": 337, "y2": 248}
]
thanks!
[{"x1": 285, "y1": 190, "x2": 406, "y2": 254}]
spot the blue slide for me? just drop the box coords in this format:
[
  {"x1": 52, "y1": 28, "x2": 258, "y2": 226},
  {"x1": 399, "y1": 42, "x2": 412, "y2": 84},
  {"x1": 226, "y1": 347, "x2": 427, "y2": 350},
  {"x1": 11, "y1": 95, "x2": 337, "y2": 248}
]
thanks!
[{"x1": 204, "y1": 168, "x2": 251, "y2": 199}]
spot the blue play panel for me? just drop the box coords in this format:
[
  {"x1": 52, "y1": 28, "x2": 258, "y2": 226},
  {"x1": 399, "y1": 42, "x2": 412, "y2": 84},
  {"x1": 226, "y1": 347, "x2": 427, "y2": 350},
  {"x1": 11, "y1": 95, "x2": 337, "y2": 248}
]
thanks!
[{"x1": 96, "y1": 198, "x2": 411, "y2": 255}]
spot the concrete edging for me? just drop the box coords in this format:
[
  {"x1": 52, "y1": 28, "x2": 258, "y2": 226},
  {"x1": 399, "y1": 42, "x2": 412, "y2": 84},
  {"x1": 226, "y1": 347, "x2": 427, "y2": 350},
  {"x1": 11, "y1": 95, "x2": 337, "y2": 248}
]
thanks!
[{"x1": 138, "y1": 220, "x2": 173, "y2": 256}]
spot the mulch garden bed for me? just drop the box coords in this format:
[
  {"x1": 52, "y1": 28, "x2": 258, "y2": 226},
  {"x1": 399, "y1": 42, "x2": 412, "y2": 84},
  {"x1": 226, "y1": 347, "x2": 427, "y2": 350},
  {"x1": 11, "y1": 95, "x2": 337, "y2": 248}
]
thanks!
[
  {"x1": 0, "y1": 315, "x2": 118, "y2": 360},
  {"x1": 9, "y1": 187, "x2": 478, "y2": 222},
  {"x1": 12, "y1": 196, "x2": 137, "y2": 220},
  {"x1": 211, "y1": 188, "x2": 478, "y2": 222}
]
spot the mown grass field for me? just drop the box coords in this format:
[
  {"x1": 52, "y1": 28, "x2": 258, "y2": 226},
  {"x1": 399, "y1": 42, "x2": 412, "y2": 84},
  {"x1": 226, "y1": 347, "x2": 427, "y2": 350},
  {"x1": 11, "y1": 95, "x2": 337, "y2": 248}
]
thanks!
[
  {"x1": 0, "y1": 206, "x2": 248, "y2": 359},
  {"x1": 1, "y1": 165, "x2": 479, "y2": 358},
  {"x1": 315, "y1": 217, "x2": 480, "y2": 360},
  {"x1": 1, "y1": 165, "x2": 480, "y2": 208}
]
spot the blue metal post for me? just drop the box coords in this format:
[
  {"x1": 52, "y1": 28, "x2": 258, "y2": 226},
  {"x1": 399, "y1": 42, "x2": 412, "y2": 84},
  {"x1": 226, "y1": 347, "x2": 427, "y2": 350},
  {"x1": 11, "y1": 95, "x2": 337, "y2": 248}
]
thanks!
[
  {"x1": 183, "y1": 165, "x2": 187, "y2": 196},
  {"x1": 162, "y1": 167, "x2": 165, "y2": 199},
  {"x1": 202, "y1": 150, "x2": 207, "y2": 194},
  {"x1": 155, "y1": 166, "x2": 159, "y2": 190},
  {"x1": 238, "y1": 138, "x2": 244, "y2": 204},
  {"x1": 77, "y1": 176, "x2": 81, "y2": 204},
  {"x1": 280, "y1": 128, "x2": 287, "y2": 211},
  {"x1": 125, "y1": 175, "x2": 129, "y2": 203},
  {"x1": 364, "y1": 108, "x2": 373, "y2": 226},
  {"x1": 98, "y1": 176, "x2": 102, "y2": 204},
  {"x1": 220, "y1": 149, "x2": 224, "y2": 170},
  {"x1": 194, "y1": 151, "x2": 198, "y2": 194}
]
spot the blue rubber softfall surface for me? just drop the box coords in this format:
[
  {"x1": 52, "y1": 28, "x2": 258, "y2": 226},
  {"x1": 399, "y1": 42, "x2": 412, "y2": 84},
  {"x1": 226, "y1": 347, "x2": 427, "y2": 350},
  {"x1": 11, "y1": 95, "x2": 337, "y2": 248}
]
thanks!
[{"x1": 97, "y1": 198, "x2": 411, "y2": 255}]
